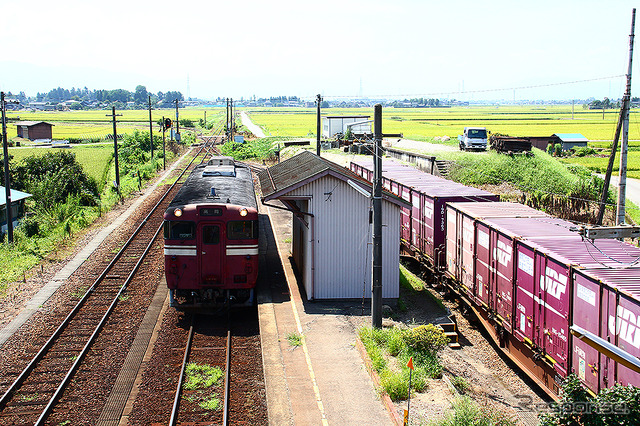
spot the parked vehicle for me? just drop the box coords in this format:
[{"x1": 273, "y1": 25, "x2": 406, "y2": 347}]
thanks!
[{"x1": 458, "y1": 127, "x2": 488, "y2": 151}]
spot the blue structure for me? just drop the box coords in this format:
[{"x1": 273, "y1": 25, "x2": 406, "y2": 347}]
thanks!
[{"x1": 1, "y1": 186, "x2": 32, "y2": 235}]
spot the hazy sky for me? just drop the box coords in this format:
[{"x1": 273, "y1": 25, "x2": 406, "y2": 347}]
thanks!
[{"x1": 2, "y1": 0, "x2": 638, "y2": 101}]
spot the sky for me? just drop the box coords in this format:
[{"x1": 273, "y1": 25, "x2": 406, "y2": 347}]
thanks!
[{"x1": 1, "y1": 0, "x2": 638, "y2": 102}]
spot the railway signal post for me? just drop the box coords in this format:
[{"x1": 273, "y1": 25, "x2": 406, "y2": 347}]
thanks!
[
  {"x1": 316, "y1": 94, "x2": 322, "y2": 156},
  {"x1": 148, "y1": 95, "x2": 154, "y2": 160}
]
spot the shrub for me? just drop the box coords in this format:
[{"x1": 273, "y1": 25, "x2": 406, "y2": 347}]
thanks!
[
  {"x1": 402, "y1": 324, "x2": 449, "y2": 356},
  {"x1": 430, "y1": 396, "x2": 517, "y2": 426},
  {"x1": 573, "y1": 146, "x2": 596, "y2": 157}
]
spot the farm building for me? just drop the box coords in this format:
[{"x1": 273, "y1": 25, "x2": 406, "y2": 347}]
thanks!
[
  {"x1": 258, "y1": 151, "x2": 408, "y2": 300},
  {"x1": 322, "y1": 115, "x2": 371, "y2": 138},
  {"x1": 551, "y1": 133, "x2": 589, "y2": 151},
  {"x1": 14, "y1": 121, "x2": 54, "y2": 141},
  {"x1": 0, "y1": 186, "x2": 31, "y2": 235}
]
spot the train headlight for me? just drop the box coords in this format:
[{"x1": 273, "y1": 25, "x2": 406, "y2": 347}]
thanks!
[
  {"x1": 239, "y1": 208, "x2": 248, "y2": 217},
  {"x1": 174, "y1": 208, "x2": 183, "y2": 217}
]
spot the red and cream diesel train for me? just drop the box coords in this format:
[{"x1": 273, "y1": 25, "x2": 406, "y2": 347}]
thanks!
[
  {"x1": 163, "y1": 156, "x2": 259, "y2": 309},
  {"x1": 351, "y1": 157, "x2": 640, "y2": 400}
]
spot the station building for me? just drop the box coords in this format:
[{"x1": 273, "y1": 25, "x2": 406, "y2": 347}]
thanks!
[{"x1": 258, "y1": 151, "x2": 408, "y2": 300}]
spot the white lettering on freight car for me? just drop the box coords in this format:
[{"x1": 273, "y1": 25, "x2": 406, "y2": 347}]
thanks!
[
  {"x1": 493, "y1": 240, "x2": 512, "y2": 267},
  {"x1": 518, "y1": 252, "x2": 534, "y2": 276},
  {"x1": 608, "y1": 306, "x2": 640, "y2": 349},
  {"x1": 540, "y1": 267, "x2": 568, "y2": 300},
  {"x1": 424, "y1": 200, "x2": 434, "y2": 219}
]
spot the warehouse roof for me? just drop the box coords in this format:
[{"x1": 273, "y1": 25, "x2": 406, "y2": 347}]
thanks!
[
  {"x1": 0, "y1": 186, "x2": 32, "y2": 206},
  {"x1": 13, "y1": 121, "x2": 54, "y2": 127},
  {"x1": 552, "y1": 133, "x2": 588, "y2": 142},
  {"x1": 258, "y1": 151, "x2": 407, "y2": 206}
]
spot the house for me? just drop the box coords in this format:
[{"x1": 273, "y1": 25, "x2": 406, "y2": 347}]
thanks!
[
  {"x1": 1, "y1": 186, "x2": 32, "y2": 235},
  {"x1": 551, "y1": 133, "x2": 589, "y2": 151},
  {"x1": 257, "y1": 151, "x2": 409, "y2": 300},
  {"x1": 322, "y1": 115, "x2": 371, "y2": 138},
  {"x1": 14, "y1": 121, "x2": 54, "y2": 141}
]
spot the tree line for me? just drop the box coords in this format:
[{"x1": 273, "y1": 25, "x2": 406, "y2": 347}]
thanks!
[{"x1": 29, "y1": 86, "x2": 184, "y2": 108}]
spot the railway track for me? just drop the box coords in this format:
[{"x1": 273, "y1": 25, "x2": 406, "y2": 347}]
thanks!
[
  {"x1": 0, "y1": 138, "x2": 219, "y2": 425},
  {"x1": 167, "y1": 310, "x2": 264, "y2": 426}
]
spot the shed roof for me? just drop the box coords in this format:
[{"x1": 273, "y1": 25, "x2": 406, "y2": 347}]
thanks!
[
  {"x1": 552, "y1": 133, "x2": 588, "y2": 142},
  {"x1": 0, "y1": 186, "x2": 32, "y2": 206},
  {"x1": 13, "y1": 121, "x2": 54, "y2": 127},
  {"x1": 258, "y1": 150, "x2": 407, "y2": 206}
]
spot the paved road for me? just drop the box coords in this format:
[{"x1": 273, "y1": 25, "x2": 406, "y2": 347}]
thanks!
[
  {"x1": 599, "y1": 175, "x2": 640, "y2": 208},
  {"x1": 240, "y1": 111, "x2": 266, "y2": 138}
]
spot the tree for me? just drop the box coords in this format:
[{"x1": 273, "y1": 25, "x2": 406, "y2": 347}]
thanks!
[{"x1": 134, "y1": 85, "x2": 148, "y2": 105}]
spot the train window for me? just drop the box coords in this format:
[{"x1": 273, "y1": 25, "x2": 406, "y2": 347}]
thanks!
[
  {"x1": 227, "y1": 220, "x2": 258, "y2": 240},
  {"x1": 163, "y1": 221, "x2": 195, "y2": 239},
  {"x1": 203, "y1": 225, "x2": 220, "y2": 244},
  {"x1": 200, "y1": 208, "x2": 223, "y2": 216}
]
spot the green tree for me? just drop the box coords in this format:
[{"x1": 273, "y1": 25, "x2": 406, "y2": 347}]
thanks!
[{"x1": 134, "y1": 85, "x2": 148, "y2": 105}]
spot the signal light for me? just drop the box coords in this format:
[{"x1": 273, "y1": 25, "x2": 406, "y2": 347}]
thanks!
[{"x1": 164, "y1": 118, "x2": 172, "y2": 130}]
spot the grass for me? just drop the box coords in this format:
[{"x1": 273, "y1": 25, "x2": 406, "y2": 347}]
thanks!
[
  {"x1": 182, "y1": 362, "x2": 224, "y2": 412},
  {"x1": 428, "y1": 396, "x2": 517, "y2": 426},
  {"x1": 399, "y1": 264, "x2": 447, "y2": 312},
  {"x1": 358, "y1": 324, "x2": 446, "y2": 401},
  {"x1": 286, "y1": 332, "x2": 303, "y2": 347}
]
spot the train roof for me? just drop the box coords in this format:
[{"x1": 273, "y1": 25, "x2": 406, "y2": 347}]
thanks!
[
  {"x1": 168, "y1": 162, "x2": 257, "y2": 210},
  {"x1": 352, "y1": 158, "x2": 496, "y2": 199}
]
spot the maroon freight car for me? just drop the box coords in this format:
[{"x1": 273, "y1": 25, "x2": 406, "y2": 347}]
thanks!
[
  {"x1": 446, "y1": 201, "x2": 640, "y2": 397},
  {"x1": 350, "y1": 158, "x2": 498, "y2": 268}
]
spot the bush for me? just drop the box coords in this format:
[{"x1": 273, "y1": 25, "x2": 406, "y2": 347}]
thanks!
[
  {"x1": 430, "y1": 396, "x2": 517, "y2": 426},
  {"x1": 573, "y1": 146, "x2": 597, "y2": 157},
  {"x1": 402, "y1": 324, "x2": 449, "y2": 356},
  {"x1": 12, "y1": 151, "x2": 99, "y2": 207}
]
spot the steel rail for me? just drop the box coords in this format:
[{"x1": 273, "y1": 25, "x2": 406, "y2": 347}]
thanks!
[
  {"x1": 222, "y1": 329, "x2": 232, "y2": 426},
  {"x1": 0, "y1": 143, "x2": 209, "y2": 416},
  {"x1": 169, "y1": 318, "x2": 195, "y2": 426},
  {"x1": 35, "y1": 221, "x2": 165, "y2": 425}
]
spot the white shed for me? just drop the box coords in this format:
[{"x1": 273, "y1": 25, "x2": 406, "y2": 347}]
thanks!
[
  {"x1": 322, "y1": 115, "x2": 371, "y2": 138},
  {"x1": 258, "y1": 151, "x2": 408, "y2": 300}
]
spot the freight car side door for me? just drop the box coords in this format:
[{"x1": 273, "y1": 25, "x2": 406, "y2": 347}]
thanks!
[{"x1": 197, "y1": 223, "x2": 224, "y2": 286}]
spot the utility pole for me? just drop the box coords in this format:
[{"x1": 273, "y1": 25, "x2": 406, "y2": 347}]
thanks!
[
  {"x1": 148, "y1": 95, "x2": 153, "y2": 160},
  {"x1": 230, "y1": 98, "x2": 234, "y2": 142},
  {"x1": 107, "y1": 107, "x2": 122, "y2": 194},
  {"x1": 1, "y1": 92, "x2": 13, "y2": 243},
  {"x1": 175, "y1": 99, "x2": 180, "y2": 142},
  {"x1": 372, "y1": 103, "x2": 383, "y2": 329},
  {"x1": 316, "y1": 94, "x2": 322, "y2": 156},
  {"x1": 596, "y1": 9, "x2": 636, "y2": 225},
  {"x1": 224, "y1": 98, "x2": 229, "y2": 142},
  {"x1": 162, "y1": 116, "x2": 166, "y2": 170},
  {"x1": 617, "y1": 8, "x2": 636, "y2": 225}
]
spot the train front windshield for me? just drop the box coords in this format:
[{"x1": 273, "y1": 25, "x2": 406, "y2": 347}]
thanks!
[{"x1": 227, "y1": 220, "x2": 259, "y2": 240}]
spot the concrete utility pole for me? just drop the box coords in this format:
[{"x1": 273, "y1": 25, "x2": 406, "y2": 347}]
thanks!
[
  {"x1": 316, "y1": 94, "x2": 322, "y2": 156},
  {"x1": 230, "y1": 98, "x2": 234, "y2": 142},
  {"x1": 617, "y1": 8, "x2": 636, "y2": 225},
  {"x1": 107, "y1": 107, "x2": 122, "y2": 194},
  {"x1": 148, "y1": 95, "x2": 154, "y2": 160},
  {"x1": 372, "y1": 103, "x2": 383, "y2": 329},
  {"x1": 597, "y1": 8, "x2": 636, "y2": 225},
  {"x1": 1, "y1": 92, "x2": 13, "y2": 243},
  {"x1": 225, "y1": 98, "x2": 229, "y2": 141}
]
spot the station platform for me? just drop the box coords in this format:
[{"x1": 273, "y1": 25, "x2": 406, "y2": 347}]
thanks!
[{"x1": 257, "y1": 201, "x2": 395, "y2": 425}]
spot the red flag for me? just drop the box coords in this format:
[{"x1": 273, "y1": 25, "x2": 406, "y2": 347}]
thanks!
[{"x1": 407, "y1": 356, "x2": 414, "y2": 371}]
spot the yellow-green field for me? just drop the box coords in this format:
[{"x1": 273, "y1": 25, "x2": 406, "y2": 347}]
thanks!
[
  {"x1": 244, "y1": 105, "x2": 640, "y2": 142},
  {"x1": 8, "y1": 145, "x2": 113, "y2": 184},
  {"x1": 5, "y1": 108, "x2": 225, "y2": 140}
]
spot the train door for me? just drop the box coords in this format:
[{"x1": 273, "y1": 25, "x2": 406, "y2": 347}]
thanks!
[
  {"x1": 491, "y1": 231, "x2": 514, "y2": 331},
  {"x1": 514, "y1": 244, "x2": 536, "y2": 346},
  {"x1": 197, "y1": 222, "x2": 224, "y2": 285},
  {"x1": 474, "y1": 223, "x2": 491, "y2": 308}
]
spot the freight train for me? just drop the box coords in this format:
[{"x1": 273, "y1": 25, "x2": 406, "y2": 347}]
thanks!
[
  {"x1": 163, "y1": 156, "x2": 259, "y2": 309},
  {"x1": 350, "y1": 157, "x2": 640, "y2": 399}
]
